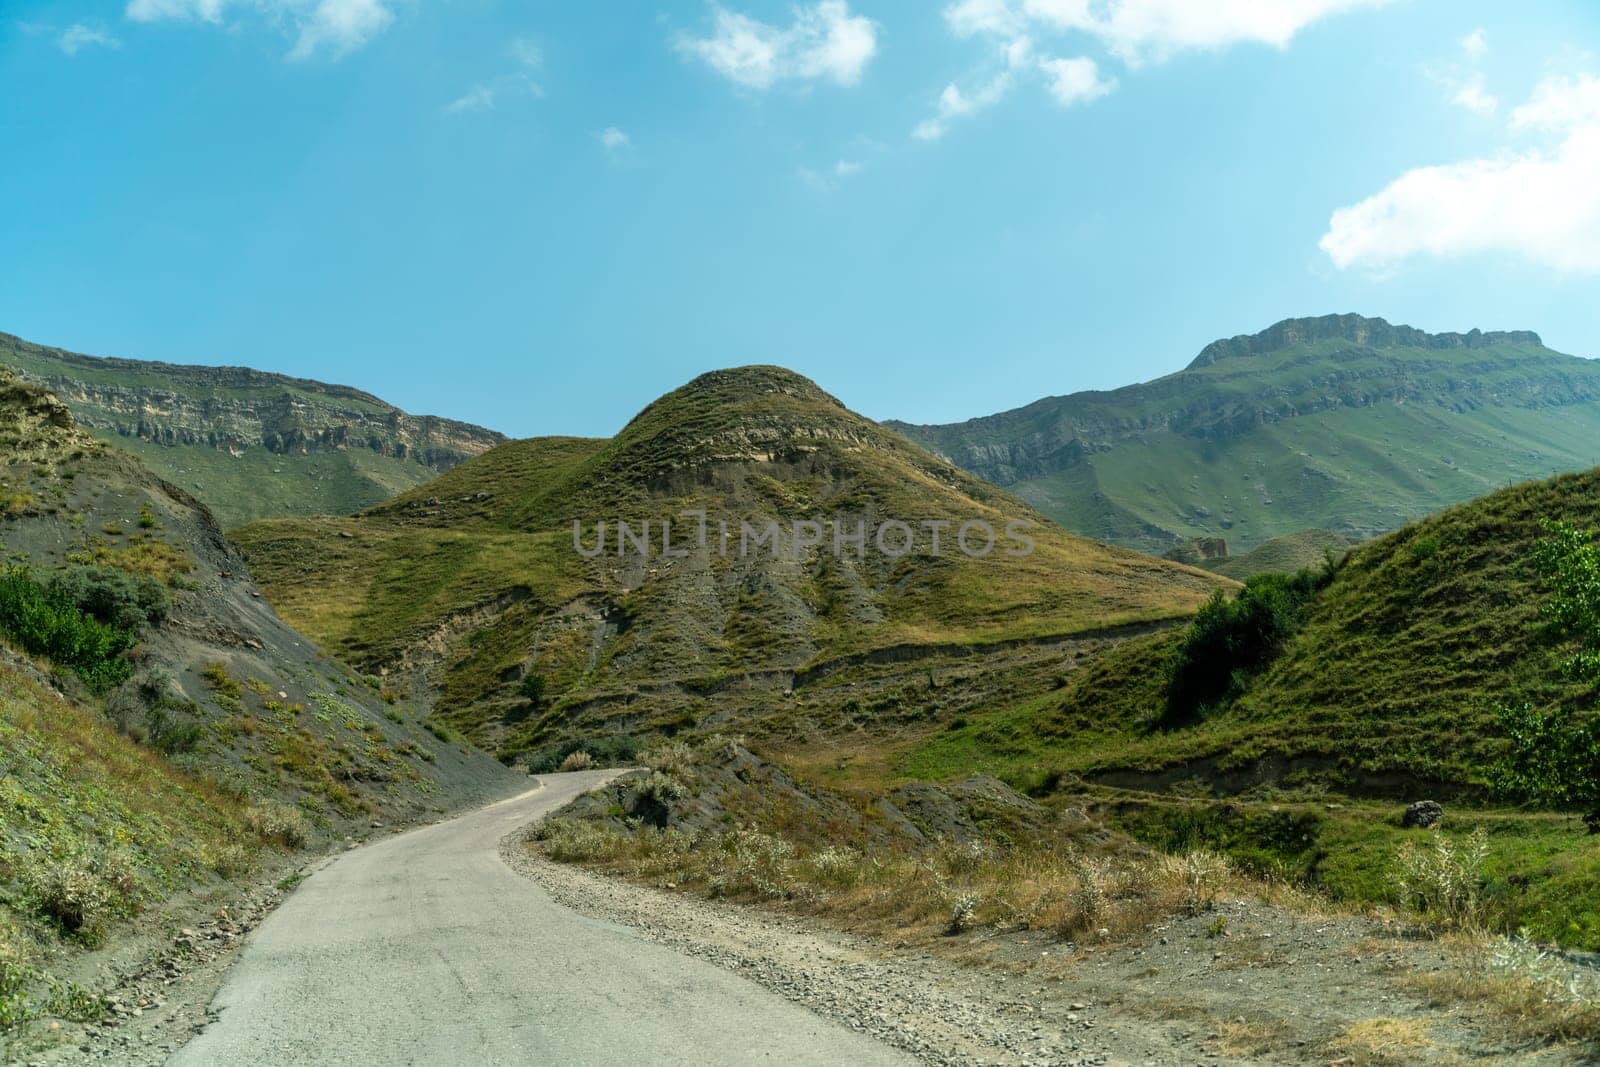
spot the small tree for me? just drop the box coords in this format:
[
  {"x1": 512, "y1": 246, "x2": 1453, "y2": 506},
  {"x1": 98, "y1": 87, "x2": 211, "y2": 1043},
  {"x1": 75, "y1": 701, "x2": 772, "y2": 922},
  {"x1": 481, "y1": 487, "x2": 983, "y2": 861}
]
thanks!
[
  {"x1": 1533, "y1": 519, "x2": 1600, "y2": 678},
  {"x1": 1164, "y1": 567, "x2": 1329, "y2": 724},
  {"x1": 1496, "y1": 520, "x2": 1600, "y2": 831},
  {"x1": 518, "y1": 672, "x2": 547, "y2": 709}
]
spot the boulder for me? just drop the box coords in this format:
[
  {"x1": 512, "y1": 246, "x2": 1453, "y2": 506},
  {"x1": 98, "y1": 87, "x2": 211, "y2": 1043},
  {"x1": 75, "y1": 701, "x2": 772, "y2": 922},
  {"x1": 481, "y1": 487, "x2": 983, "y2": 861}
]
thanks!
[{"x1": 1402, "y1": 800, "x2": 1444, "y2": 829}]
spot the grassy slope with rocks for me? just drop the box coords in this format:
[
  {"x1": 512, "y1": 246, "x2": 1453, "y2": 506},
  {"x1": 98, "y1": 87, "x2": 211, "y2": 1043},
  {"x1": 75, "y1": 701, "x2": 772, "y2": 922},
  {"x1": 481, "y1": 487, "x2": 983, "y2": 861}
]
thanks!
[
  {"x1": 0, "y1": 369, "x2": 517, "y2": 1039},
  {"x1": 0, "y1": 331, "x2": 505, "y2": 528},
  {"x1": 1204, "y1": 528, "x2": 1357, "y2": 579},
  {"x1": 234, "y1": 366, "x2": 1229, "y2": 758},
  {"x1": 878, "y1": 465, "x2": 1600, "y2": 947},
  {"x1": 892, "y1": 314, "x2": 1600, "y2": 555}
]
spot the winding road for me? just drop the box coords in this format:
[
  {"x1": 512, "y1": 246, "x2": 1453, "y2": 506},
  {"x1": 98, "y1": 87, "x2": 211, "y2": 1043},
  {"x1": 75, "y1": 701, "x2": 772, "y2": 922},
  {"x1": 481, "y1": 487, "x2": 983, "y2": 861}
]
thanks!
[{"x1": 168, "y1": 771, "x2": 909, "y2": 1066}]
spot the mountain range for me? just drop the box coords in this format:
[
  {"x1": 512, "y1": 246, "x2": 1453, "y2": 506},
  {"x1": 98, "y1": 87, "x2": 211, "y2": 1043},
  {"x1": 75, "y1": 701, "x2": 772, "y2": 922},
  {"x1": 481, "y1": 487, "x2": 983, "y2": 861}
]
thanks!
[
  {"x1": 891, "y1": 314, "x2": 1600, "y2": 555},
  {"x1": 232, "y1": 365, "x2": 1227, "y2": 759},
  {"x1": 0, "y1": 332, "x2": 504, "y2": 528}
]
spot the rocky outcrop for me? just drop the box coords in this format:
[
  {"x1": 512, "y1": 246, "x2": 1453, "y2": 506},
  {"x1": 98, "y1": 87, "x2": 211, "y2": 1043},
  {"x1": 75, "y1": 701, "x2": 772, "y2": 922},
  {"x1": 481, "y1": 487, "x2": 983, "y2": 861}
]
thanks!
[
  {"x1": 3, "y1": 336, "x2": 504, "y2": 468},
  {"x1": 892, "y1": 314, "x2": 1596, "y2": 489},
  {"x1": 1188, "y1": 313, "x2": 1543, "y2": 369},
  {"x1": 0, "y1": 331, "x2": 507, "y2": 524}
]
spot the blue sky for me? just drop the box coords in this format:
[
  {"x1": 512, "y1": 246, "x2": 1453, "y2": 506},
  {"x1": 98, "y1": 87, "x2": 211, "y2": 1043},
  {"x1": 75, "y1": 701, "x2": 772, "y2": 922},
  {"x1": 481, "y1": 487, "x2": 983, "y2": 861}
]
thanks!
[{"x1": 3, "y1": 1, "x2": 1599, "y2": 438}]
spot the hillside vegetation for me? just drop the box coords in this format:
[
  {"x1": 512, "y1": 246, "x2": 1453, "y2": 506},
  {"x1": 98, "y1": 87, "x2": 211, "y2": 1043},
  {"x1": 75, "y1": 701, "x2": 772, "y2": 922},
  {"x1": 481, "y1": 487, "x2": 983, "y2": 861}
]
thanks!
[
  {"x1": 0, "y1": 331, "x2": 505, "y2": 527},
  {"x1": 235, "y1": 366, "x2": 1228, "y2": 758},
  {"x1": 0, "y1": 369, "x2": 516, "y2": 1031},
  {"x1": 893, "y1": 314, "x2": 1600, "y2": 554},
  {"x1": 862, "y1": 465, "x2": 1600, "y2": 948}
]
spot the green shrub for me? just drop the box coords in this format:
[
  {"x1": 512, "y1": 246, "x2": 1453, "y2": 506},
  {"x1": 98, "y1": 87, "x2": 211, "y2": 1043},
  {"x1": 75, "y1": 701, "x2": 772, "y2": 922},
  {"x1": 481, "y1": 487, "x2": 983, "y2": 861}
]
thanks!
[
  {"x1": 1495, "y1": 521, "x2": 1600, "y2": 828},
  {"x1": 48, "y1": 564, "x2": 170, "y2": 630},
  {"x1": 518, "y1": 672, "x2": 547, "y2": 707},
  {"x1": 0, "y1": 565, "x2": 135, "y2": 692},
  {"x1": 524, "y1": 734, "x2": 641, "y2": 774},
  {"x1": 1164, "y1": 567, "x2": 1329, "y2": 724},
  {"x1": 1393, "y1": 829, "x2": 1491, "y2": 929}
]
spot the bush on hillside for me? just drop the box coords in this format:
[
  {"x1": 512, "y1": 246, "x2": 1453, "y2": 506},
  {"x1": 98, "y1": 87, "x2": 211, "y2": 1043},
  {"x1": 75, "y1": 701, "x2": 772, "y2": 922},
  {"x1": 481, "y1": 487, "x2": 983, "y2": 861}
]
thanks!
[
  {"x1": 1532, "y1": 519, "x2": 1600, "y2": 679},
  {"x1": 524, "y1": 734, "x2": 641, "y2": 774},
  {"x1": 1495, "y1": 521, "x2": 1600, "y2": 829},
  {"x1": 0, "y1": 565, "x2": 136, "y2": 692},
  {"x1": 49, "y1": 564, "x2": 170, "y2": 632},
  {"x1": 1164, "y1": 567, "x2": 1330, "y2": 725}
]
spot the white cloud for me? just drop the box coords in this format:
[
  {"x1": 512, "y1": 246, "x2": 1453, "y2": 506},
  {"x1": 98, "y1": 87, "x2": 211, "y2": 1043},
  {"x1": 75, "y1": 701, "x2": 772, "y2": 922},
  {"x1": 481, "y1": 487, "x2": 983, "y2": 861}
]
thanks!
[
  {"x1": 952, "y1": 0, "x2": 1388, "y2": 64},
  {"x1": 799, "y1": 157, "x2": 864, "y2": 189},
  {"x1": 678, "y1": 1, "x2": 878, "y2": 90},
  {"x1": 288, "y1": 0, "x2": 391, "y2": 60},
  {"x1": 945, "y1": 0, "x2": 1024, "y2": 37},
  {"x1": 1039, "y1": 55, "x2": 1113, "y2": 106},
  {"x1": 925, "y1": 0, "x2": 1380, "y2": 140},
  {"x1": 125, "y1": 0, "x2": 227, "y2": 21},
  {"x1": 597, "y1": 127, "x2": 631, "y2": 151},
  {"x1": 444, "y1": 85, "x2": 496, "y2": 114},
  {"x1": 59, "y1": 23, "x2": 121, "y2": 54},
  {"x1": 1511, "y1": 73, "x2": 1600, "y2": 132},
  {"x1": 914, "y1": 36, "x2": 1032, "y2": 140},
  {"x1": 442, "y1": 36, "x2": 545, "y2": 115},
  {"x1": 1428, "y1": 26, "x2": 1495, "y2": 117},
  {"x1": 1451, "y1": 78, "x2": 1497, "y2": 118},
  {"x1": 510, "y1": 37, "x2": 543, "y2": 69},
  {"x1": 124, "y1": 0, "x2": 393, "y2": 60},
  {"x1": 1321, "y1": 74, "x2": 1600, "y2": 274}
]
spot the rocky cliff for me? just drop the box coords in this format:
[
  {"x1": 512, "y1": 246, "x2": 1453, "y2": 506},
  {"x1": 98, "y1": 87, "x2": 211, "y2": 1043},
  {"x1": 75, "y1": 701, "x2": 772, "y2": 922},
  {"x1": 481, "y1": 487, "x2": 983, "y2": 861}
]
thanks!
[
  {"x1": 891, "y1": 315, "x2": 1600, "y2": 553},
  {"x1": 0, "y1": 332, "x2": 505, "y2": 526}
]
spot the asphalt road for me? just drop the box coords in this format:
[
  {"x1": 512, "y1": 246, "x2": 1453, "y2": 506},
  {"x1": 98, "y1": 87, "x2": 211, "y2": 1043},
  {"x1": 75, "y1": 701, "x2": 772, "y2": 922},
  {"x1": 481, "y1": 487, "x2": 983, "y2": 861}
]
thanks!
[{"x1": 168, "y1": 772, "x2": 909, "y2": 1066}]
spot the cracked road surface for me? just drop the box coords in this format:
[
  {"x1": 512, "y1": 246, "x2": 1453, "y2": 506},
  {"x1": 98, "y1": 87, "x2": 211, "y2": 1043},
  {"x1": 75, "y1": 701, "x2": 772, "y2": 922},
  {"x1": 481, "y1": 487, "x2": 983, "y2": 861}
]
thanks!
[{"x1": 168, "y1": 771, "x2": 909, "y2": 1066}]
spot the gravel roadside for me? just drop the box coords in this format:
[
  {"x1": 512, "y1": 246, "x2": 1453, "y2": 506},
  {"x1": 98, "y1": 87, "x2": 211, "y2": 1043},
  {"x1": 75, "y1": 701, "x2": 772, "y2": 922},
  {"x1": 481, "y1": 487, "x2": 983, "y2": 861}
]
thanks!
[
  {"x1": 501, "y1": 825, "x2": 1212, "y2": 1067},
  {"x1": 504, "y1": 825, "x2": 1585, "y2": 1066}
]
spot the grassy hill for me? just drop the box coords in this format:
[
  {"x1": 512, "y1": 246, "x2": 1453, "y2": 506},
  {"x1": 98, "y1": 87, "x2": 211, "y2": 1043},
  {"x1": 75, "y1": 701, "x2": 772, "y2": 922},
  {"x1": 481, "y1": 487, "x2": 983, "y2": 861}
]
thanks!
[
  {"x1": 0, "y1": 331, "x2": 505, "y2": 528},
  {"x1": 0, "y1": 368, "x2": 517, "y2": 1029},
  {"x1": 234, "y1": 366, "x2": 1229, "y2": 759},
  {"x1": 902, "y1": 466, "x2": 1600, "y2": 795},
  {"x1": 856, "y1": 465, "x2": 1600, "y2": 947},
  {"x1": 892, "y1": 314, "x2": 1600, "y2": 555}
]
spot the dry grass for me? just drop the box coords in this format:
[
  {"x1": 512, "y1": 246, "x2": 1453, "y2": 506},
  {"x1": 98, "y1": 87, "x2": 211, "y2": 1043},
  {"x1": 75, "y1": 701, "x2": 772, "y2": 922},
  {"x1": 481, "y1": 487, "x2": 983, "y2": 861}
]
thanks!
[
  {"x1": 1321, "y1": 1017, "x2": 1437, "y2": 1066},
  {"x1": 1207, "y1": 1016, "x2": 1290, "y2": 1057},
  {"x1": 1403, "y1": 933, "x2": 1600, "y2": 1049},
  {"x1": 537, "y1": 813, "x2": 1256, "y2": 948},
  {"x1": 243, "y1": 802, "x2": 312, "y2": 850},
  {"x1": 558, "y1": 751, "x2": 595, "y2": 771}
]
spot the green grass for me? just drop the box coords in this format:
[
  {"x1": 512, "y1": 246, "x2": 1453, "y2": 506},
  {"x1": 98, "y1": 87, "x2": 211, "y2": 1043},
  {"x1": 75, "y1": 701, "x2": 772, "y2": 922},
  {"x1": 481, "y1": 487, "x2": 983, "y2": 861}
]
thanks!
[
  {"x1": 1103, "y1": 796, "x2": 1600, "y2": 949},
  {"x1": 1207, "y1": 528, "x2": 1356, "y2": 579},
  {"x1": 895, "y1": 315, "x2": 1600, "y2": 554},
  {"x1": 902, "y1": 466, "x2": 1600, "y2": 797},
  {"x1": 876, "y1": 465, "x2": 1600, "y2": 951},
  {"x1": 0, "y1": 657, "x2": 251, "y2": 993}
]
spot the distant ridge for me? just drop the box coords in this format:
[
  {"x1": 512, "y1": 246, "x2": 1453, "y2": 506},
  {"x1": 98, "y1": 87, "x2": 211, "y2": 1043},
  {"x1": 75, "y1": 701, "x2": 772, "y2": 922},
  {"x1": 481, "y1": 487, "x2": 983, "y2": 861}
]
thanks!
[
  {"x1": 893, "y1": 314, "x2": 1600, "y2": 554},
  {"x1": 0, "y1": 331, "x2": 505, "y2": 527},
  {"x1": 1188, "y1": 313, "x2": 1543, "y2": 368}
]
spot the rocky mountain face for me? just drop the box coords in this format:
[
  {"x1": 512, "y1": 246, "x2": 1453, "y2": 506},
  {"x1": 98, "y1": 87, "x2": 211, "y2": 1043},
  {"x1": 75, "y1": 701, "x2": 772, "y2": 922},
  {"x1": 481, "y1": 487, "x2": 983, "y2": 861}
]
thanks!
[
  {"x1": 0, "y1": 332, "x2": 505, "y2": 527},
  {"x1": 891, "y1": 314, "x2": 1600, "y2": 554}
]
